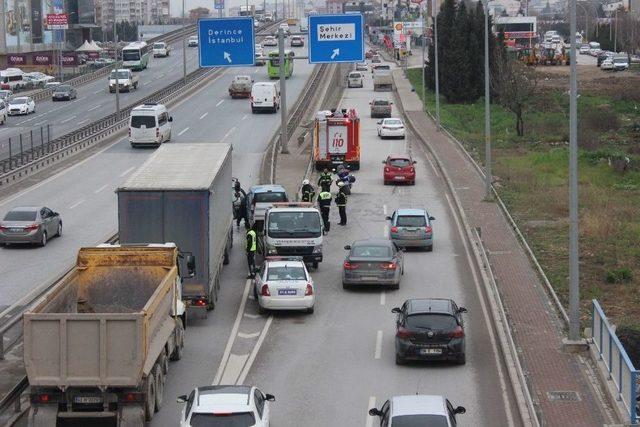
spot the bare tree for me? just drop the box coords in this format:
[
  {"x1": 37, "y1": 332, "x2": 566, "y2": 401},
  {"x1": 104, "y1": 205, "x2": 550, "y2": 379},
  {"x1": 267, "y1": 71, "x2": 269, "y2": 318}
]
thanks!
[{"x1": 491, "y1": 48, "x2": 538, "y2": 137}]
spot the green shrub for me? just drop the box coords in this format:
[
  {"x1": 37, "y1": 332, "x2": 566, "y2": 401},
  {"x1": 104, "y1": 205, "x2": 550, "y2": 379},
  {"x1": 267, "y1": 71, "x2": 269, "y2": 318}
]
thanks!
[{"x1": 605, "y1": 267, "x2": 633, "y2": 284}]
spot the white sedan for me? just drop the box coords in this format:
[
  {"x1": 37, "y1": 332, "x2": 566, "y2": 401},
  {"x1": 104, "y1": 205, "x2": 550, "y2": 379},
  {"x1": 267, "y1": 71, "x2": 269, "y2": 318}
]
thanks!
[
  {"x1": 263, "y1": 36, "x2": 278, "y2": 46},
  {"x1": 377, "y1": 118, "x2": 406, "y2": 139},
  {"x1": 254, "y1": 257, "x2": 315, "y2": 314},
  {"x1": 7, "y1": 97, "x2": 35, "y2": 115},
  {"x1": 601, "y1": 58, "x2": 614, "y2": 70}
]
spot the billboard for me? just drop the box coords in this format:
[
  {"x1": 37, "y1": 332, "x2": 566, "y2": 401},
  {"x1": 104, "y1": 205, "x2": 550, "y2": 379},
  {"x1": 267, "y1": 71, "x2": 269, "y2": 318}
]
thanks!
[
  {"x1": 31, "y1": 0, "x2": 43, "y2": 43},
  {"x1": 47, "y1": 13, "x2": 69, "y2": 29},
  {"x1": 7, "y1": 54, "x2": 26, "y2": 65},
  {"x1": 33, "y1": 53, "x2": 53, "y2": 65}
]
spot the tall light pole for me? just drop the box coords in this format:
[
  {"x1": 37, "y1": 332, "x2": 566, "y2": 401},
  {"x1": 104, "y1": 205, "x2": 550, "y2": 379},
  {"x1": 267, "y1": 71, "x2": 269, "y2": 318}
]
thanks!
[
  {"x1": 568, "y1": 0, "x2": 580, "y2": 342},
  {"x1": 483, "y1": 0, "x2": 491, "y2": 199},
  {"x1": 576, "y1": 3, "x2": 588, "y2": 42},
  {"x1": 182, "y1": 0, "x2": 187, "y2": 84},
  {"x1": 278, "y1": 28, "x2": 289, "y2": 154},
  {"x1": 613, "y1": 8, "x2": 618, "y2": 52},
  {"x1": 432, "y1": 0, "x2": 440, "y2": 130},
  {"x1": 113, "y1": 20, "x2": 120, "y2": 117}
]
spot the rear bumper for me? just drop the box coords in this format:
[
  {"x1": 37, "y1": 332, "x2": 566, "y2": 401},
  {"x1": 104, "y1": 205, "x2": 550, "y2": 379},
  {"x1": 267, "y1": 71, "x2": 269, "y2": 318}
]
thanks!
[
  {"x1": 390, "y1": 237, "x2": 432, "y2": 247},
  {"x1": 342, "y1": 272, "x2": 400, "y2": 286},
  {"x1": 258, "y1": 295, "x2": 315, "y2": 310},
  {"x1": 129, "y1": 138, "x2": 160, "y2": 146},
  {"x1": 379, "y1": 129, "x2": 405, "y2": 138},
  {"x1": 384, "y1": 174, "x2": 415, "y2": 182},
  {"x1": 0, "y1": 230, "x2": 41, "y2": 244},
  {"x1": 396, "y1": 337, "x2": 465, "y2": 361}
]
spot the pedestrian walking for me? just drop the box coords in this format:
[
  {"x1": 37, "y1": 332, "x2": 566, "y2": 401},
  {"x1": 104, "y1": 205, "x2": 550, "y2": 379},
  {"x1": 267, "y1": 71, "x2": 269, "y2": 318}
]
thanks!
[
  {"x1": 336, "y1": 181, "x2": 348, "y2": 226},
  {"x1": 301, "y1": 179, "x2": 316, "y2": 202},
  {"x1": 317, "y1": 168, "x2": 333, "y2": 190},
  {"x1": 234, "y1": 179, "x2": 248, "y2": 228},
  {"x1": 318, "y1": 188, "x2": 332, "y2": 234},
  {"x1": 233, "y1": 191, "x2": 244, "y2": 228},
  {"x1": 246, "y1": 224, "x2": 257, "y2": 278}
]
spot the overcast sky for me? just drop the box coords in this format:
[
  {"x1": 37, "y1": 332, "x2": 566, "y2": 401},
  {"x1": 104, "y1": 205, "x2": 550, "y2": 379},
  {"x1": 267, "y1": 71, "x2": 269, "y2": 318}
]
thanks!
[{"x1": 169, "y1": 0, "x2": 281, "y2": 15}]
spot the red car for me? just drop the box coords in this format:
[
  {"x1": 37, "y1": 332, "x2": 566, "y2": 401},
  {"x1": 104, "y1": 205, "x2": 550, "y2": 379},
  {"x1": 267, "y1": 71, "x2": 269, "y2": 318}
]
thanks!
[
  {"x1": 383, "y1": 154, "x2": 416, "y2": 185},
  {"x1": 365, "y1": 49, "x2": 377, "y2": 59}
]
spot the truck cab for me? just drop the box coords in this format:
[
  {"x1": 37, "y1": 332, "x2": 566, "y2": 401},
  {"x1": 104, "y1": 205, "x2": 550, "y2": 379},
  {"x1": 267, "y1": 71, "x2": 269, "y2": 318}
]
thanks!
[
  {"x1": 262, "y1": 203, "x2": 323, "y2": 268},
  {"x1": 247, "y1": 185, "x2": 288, "y2": 230},
  {"x1": 109, "y1": 68, "x2": 139, "y2": 92}
]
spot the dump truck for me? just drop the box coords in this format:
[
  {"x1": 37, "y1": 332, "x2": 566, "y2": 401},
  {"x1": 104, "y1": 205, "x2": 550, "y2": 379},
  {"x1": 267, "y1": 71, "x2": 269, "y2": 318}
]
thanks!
[
  {"x1": 24, "y1": 244, "x2": 194, "y2": 426},
  {"x1": 228, "y1": 75, "x2": 254, "y2": 98},
  {"x1": 373, "y1": 64, "x2": 393, "y2": 91},
  {"x1": 117, "y1": 143, "x2": 233, "y2": 313}
]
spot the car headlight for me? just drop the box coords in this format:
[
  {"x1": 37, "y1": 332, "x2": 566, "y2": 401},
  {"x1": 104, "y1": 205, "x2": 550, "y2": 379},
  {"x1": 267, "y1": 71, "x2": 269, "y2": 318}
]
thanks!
[
  {"x1": 266, "y1": 244, "x2": 277, "y2": 255},
  {"x1": 313, "y1": 245, "x2": 322, "y2": 254}
]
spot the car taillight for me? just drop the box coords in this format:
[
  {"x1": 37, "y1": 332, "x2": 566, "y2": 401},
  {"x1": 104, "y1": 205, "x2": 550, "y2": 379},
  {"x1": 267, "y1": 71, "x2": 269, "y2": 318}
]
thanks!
[
  {"x1": 305, "y1": 283, "x2": 313, "y2": 296},
  {"x1": 425, "y1": 226, "x2": 432, "y2": 233},
  {"x1": 396, "y1": 327, "x2": 413, "y2": 339},
  {"x1": 194, "y1": 298, "x2": 207, "y2": 307},
  {"x1": 384, "y1": 167, "x2": 390, "y2": 173},
  {"x1": 380, "y1": 262, "x2": 397, "y2": 270},
  {"x1": 25, "y1": 224, "x2": 39, "y2": 231},
  {"x1": 390, "y1": 226, "x2": 398, "y2": 233},
  {"x1": 450, "y1": 326, "x2": 465, "y2": 338},
  {"x1": 32, "y1": 392, "x2": 59, "y2": 403},
  {"x1": 343, "y1": 261, "x2": 359, "y2": 270},
  {"x1": 409, "y1": 167, "x2": 415, "y2": 173},
  {"x1": 261, "y1": 284, "x2": 271, "y2": 296},
  {"x1": 120, "y1": 392, "x2": 145, "y2": 403}
]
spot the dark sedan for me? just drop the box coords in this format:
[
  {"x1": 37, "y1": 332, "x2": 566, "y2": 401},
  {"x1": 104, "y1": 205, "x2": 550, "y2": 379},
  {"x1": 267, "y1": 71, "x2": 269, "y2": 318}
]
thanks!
[
  {"x1": 0, "y1": 206, "x2": 62, "y2": 247},
  {"x1": 393, "y1": 298, "x2": 467, "y2": 365},
  {"x1": 51, "y1": 84, "x2": 77, "y2": 101},
  {"x1": 342, "y1": 238, "x2": 403, "y2": 289}
]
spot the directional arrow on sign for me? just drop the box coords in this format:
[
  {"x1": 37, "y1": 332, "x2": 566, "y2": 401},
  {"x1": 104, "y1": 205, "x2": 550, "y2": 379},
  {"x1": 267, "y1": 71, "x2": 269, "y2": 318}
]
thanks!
[
  {"x1": 331, "y1": 49, "x2": 340, "y2": 59},
  {"x1": 224, "y1": 52, "x2": 232, "y2": 63}
]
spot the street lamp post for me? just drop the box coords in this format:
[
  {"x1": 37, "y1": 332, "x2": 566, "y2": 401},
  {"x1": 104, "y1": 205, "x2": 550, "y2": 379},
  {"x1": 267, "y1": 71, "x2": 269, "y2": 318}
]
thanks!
[
  {"x1": 432, "y1": 0, "x2": 440, "y2": 130},
  {"x1": 483, "y1": 0, "x2": 491, "y2": 199},
  {"x1": 576, "y1": 3, "x2": 588, "y2": 41},
  {"x1": 182, "y1": 0, "x2": 187, "y2": 84},
  {"x1": 278, "y1": 28, "x2": 289, "y2": 154}
]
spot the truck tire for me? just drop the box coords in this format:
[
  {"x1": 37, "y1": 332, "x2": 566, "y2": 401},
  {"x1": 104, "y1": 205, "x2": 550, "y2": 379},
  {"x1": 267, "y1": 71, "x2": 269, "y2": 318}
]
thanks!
[
  {"x1": 144, "y1": 374, "x2": 156, "y2": 421},
  {"x1": 154, "y1": 365, "x2": 164, "y2": 411},
  {"x1": 159, "y1": 350, "x2": 169, "y2": 374},
  {"x1": 170, "y1": 319, "x2": 184, "y2": 361}
]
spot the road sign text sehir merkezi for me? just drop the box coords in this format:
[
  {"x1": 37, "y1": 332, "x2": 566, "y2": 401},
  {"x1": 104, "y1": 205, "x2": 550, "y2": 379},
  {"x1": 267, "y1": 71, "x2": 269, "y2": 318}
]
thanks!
[{"x1": 318, "y1": 24, "x2": 356, "y2": 41}]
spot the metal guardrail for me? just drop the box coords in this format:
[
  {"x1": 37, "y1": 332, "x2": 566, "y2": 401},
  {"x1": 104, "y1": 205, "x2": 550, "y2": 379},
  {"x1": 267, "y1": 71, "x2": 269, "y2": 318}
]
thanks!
[{"x1": 592, "y1": 299, "x2": 638, "y2": 424}]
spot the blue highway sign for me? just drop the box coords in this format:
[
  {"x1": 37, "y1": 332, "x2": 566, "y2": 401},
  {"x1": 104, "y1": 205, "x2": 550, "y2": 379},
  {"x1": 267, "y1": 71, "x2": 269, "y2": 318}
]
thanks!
[
  {"x1": 198, "y1": 17, "x2": 255, "y2": 67},
  {"x1": 308, "y1": 14, "x2": 364, "y2": 64}
]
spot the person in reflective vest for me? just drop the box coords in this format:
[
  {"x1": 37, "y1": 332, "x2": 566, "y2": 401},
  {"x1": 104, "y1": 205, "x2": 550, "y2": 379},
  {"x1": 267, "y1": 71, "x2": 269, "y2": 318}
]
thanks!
[
  {"x1": 246, "y1": 225, "x2": 257, "y2": 278},
  {"x1": 301, "y1": 179, "x2": 316, "y2": 202},
  {"x1": 317, "y1": 169, "x2": 332, "y2": 190},
  {"x1": 336, "y1": 181, "x2": 348, "y2": 226},
  {"x1": 317, "y1": 189, "x2": 332, "y2": 234}
]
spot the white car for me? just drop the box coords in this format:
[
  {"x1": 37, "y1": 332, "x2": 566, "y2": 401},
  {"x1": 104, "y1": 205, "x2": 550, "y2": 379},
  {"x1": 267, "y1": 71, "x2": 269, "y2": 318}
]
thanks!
[
  {"x1": 347, "y1": 71, "x2": 364, "y2": 88},
  {"x1": 7, "y1": 96, "x2": 35, "y2": 115},
  {"x1": 0, "y1": 101, "x2": 7, "y2": 125},
  {"x1": 579, "y1": 44, "x2": 591, "y2": 54},
  {"x1": 253, "y1": 257, "x2": 315, "y2": 314},
  {"x1": 369, "y1": 395, "x2": 466, "y2": 426},
  {"x1": 377, "y1": 118, "x2": 406, "y2": 139},
  {"x1": 188, "y1": 36, "x2": 198, "y2": 47},
  {"x1": 601, "y1": 58, "x2": 614, "y2": 70},
  {"x1": 24, "y1": 72, "x2": 55, "y2": 87},
  {"x1": 263, "y1": 36, "x2": 277, "y2": 46},
  {"x1": 355, "y1": 62, "x2": 368, "y2": 71},
  {"x1": 152, "y1": 41, "x2": 170, "y2": 57},
  {"x1": 43, "y1": 81, "x2": 61, "y2": 89},
  {"x1": 178, "y1": 385, "x2": 275, "y2": 427}
]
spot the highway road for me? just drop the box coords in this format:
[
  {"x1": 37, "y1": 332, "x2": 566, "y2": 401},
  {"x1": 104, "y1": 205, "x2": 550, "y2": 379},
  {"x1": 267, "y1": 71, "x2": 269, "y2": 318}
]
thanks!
[
  {"x1": 151, "y1": 62, "x2": 519, "y2": 425},
  {"x1": 0, "y1": 38, "x2": 315, "y2": 310}
]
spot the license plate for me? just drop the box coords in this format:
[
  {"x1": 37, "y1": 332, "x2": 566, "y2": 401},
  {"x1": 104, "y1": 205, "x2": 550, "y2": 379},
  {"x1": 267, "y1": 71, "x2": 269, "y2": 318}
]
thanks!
[
  {"x1": 420, "y1": 348, "x2": 442, "y2": 355},
  {"x1": 278, "y1": 289, "x2": 297, "y2": 296},
  {"x1": 394, "y1": 176, "x2": 405, "y2": 180},
  {"x1": 10, "y1": 228, "x2": 22, "y2": 232},
  {"x1": 74, "y1": 396, "x2": 102, "y2": 404},
  {"x1": 361, "y1": 276, "x2": 378, "y2": 281}
]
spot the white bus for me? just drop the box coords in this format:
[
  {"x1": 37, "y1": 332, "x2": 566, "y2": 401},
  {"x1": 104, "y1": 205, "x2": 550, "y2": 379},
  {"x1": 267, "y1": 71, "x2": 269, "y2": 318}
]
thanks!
[{"x1": 121, "y1": 42, "x2": 151, "y2": 71}]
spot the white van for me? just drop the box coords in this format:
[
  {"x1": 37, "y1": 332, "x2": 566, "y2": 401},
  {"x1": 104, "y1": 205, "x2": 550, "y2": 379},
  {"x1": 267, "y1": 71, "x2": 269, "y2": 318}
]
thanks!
[
  {"x1": 128, "y1": 103, "x2": 173, "y2": 148},
  {"x1": 347, "y1": 71, "x2": 363, "y2": 88},
  {"x1": 299, "y1": 20, "x2": 308, "y2": 33},
  {"x1": 251, "y1": 82, "x2": 280, "y2": 113},
  {"x1": 0, "y1": 68, "x2": 26, "y2": 91}
]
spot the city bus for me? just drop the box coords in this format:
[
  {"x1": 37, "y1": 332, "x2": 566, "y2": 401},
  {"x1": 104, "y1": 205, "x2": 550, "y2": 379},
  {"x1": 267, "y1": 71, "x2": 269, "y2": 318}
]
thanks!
[
  {"x1": 122, "y1": 41, "x2": 151, "y2": 71},
  {"x1": 267, "y1": 50, "x2": 294, "y2": 79}
]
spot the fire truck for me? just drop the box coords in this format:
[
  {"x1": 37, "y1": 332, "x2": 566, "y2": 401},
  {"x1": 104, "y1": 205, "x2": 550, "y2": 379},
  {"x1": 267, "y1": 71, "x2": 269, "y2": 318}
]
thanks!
[{"x1": 313, "y1": 109, "x2": 360, "y2": 170}]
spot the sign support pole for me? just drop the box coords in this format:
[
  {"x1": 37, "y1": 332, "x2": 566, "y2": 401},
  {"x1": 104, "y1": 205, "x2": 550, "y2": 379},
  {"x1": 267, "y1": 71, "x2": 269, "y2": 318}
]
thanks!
[
  {"x1": 278, "y1": 28, "x2": 289, "y2": 154},
  {"x1": 182, "y1": 0, "x2": 187, "y2": 85}
]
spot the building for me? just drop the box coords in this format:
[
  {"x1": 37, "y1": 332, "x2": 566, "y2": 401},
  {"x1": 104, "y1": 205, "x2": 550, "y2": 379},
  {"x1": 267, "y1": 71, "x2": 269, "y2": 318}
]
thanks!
[
  {"x1": 325, "y1": 0, "x2": 344, "y2": 14},
  {"x1": 96, "y1": 0, "x2": 170, "y2": 28}
]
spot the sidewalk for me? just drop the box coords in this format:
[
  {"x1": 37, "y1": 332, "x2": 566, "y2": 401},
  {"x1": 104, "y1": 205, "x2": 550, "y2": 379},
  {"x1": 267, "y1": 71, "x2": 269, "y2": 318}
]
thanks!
[{"x1": 393, "y1": 70, "x2": 614, "y2": 426}]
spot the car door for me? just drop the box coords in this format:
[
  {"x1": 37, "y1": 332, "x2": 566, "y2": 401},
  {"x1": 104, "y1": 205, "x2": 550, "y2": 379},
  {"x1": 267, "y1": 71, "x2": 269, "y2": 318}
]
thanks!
[{"x1": 39, "y1": 208, "x2": 52, "y2": 235}]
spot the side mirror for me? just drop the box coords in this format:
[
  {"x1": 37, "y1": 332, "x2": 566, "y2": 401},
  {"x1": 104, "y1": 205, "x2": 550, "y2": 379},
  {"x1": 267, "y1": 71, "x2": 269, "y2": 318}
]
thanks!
[
  {"x1": 177, "y1": 395, "x2": 188, "y2": 403},
  {"x1": 168, "y1": 116, "x2": 173, "y2": 122},
  {"x1": 344, "y1": 245, "x2": 351, "y2": 250},
  {"x1": 429, "y1": 216, "x2": 435, "y2": 221},
  {"x1": 391, "y1": 307, "x2": 401, "y2": 314},
  {"x1": 385, "y1": 216, "x2": 392, "y2": 220},
  {"x1": 368, "y1": 408, "x2": 383, "y2": 417},
  {"x1": 265, "y1": 393, "x2": 276, "y2": 401},
  {"x1": 186, "y1": 255, "x2": 196, "y2": 277},
  {"x1": 454, "y1": 406, "x2": 466, "y2": 415},
  {"x1": 413, "y1": 160, "x2": 417, "y2": 164},
  {"x1": 458, "y1": 307, "x2": 468, "y2": 314},
  {"x1": 252, "y1": 79, "x2": 255, "y2": 83}
]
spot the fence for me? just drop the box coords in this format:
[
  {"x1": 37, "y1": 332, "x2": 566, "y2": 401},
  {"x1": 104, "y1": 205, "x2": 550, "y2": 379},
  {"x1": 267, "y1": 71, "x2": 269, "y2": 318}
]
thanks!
[
  {"x1": 592, "y1": 299, "x2": 638, "y2": 424},
  {"x1": 0, "y1": 125, "x2": 51, "y2": 172}
]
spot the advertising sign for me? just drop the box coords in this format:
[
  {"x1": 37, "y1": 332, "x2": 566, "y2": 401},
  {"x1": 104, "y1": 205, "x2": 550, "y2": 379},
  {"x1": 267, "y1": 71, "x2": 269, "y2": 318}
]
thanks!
[
  {"x1": 214, "y1": 0, "x2": 224, "y2": 10},
  {"x1": 327, "y1": 125, "x2": 348, "y2": 154},
  {"x1": 61, "y1": 53, "x2": 77, "y2": 66},
  {"x1": 46, "y1": 13, "x2": 68, "y2": 29},
  {"x1": 7, "y1": 54, "x2": 26, "y2": 65},
  {"x1": 504, "y1": 31, "x2": 536, "y2": 38},
  {"x1": 33, "y1": 53, "x2": 52, "y2": 65}
]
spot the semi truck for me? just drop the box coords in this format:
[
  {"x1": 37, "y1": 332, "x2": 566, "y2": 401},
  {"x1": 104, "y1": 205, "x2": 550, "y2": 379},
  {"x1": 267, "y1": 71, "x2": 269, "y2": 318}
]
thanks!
[
  {"x1": 313, "y1": 109, "x2": 361, "y2": 170},
  {"x1": 373, "y1": 65, "x2": 393, "y2": 91},
  {"x1": 117, "y1": 143, "x2": 233, "y2": 313},
  {"x1": 24, "y1": 244, "x2": 194, "y2": 426}
]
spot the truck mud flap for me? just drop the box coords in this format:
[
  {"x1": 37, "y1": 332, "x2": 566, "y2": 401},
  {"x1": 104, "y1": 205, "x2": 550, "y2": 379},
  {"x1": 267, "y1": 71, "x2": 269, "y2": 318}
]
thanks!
[
  {"x1": 120, "y1": 405, "x2": 145, "y2": 426},
  {"x1": 28, "y1": 406, "x2": 57, "y2": 427}
]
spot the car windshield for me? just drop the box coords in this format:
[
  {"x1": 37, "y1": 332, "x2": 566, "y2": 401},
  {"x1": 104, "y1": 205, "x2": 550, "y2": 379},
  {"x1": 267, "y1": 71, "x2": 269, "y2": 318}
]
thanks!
[
  {"x1": 267, "y1": 265, "x2": 306, "y2": 281},
  {"x1": 254, "y1": 192, "x2": 287, "y2": 203},
  {"x1": 54, "y1": 85, "x2": 71, "y2": 92},
  {"x1": 351, "y1": 245, "x2": 391, "y2": 258},
  {"x1": 268, "y1": 211, "x2": 322, "y2": 237},
  {"x1": 614, "y1": 58, "x2": 627, "y2": 63},
  {"x1": 9, "y1": 98, "x2": 27, "y2": 105},
  {"x1": 189, "y1": 412, "x2": 256, "y2": 426},
  {"x1": 4, "y1": 210, "x2": 36, "y2": 221},
  {"x1": 396, "y1": 215, "x2": 426, "y2": 227},
  {"x1": 122, "y1": 50, "x2": 140, "y2": 61},
  {"x1": 385, "y1": 119, "x2": 402, "y2": 125},
  {"x1": 391, "y1": 414, "x2": 449, "y2": 427},
  {"x1": 388, "y1": 158, "x2": 411, "y2": 168},
  {"x1": 130, "y1": 115, "x2": 156, "y2": 128},
  {"x1": 350, "y1": 73, "x2": 361, "y2": 78},
  {"x1": 376, "y1": 65, "x2": 391, "y2": 70},
  {"x1": 373, "y1": 100, "x2": 389, "y2": 106},
  {"x1": 110, "y1": 71, "x2": 130, "y2": 79},
  {"x1": 406, "y1": 313, "x2": 457, "y2": 330}
]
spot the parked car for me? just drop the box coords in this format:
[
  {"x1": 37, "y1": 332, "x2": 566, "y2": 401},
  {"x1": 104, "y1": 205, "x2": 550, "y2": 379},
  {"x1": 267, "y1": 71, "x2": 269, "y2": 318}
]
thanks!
[
  {"x1": 383, "y1": 154, "x2": 416, "y2": 185},
  {"x1": 370, "y1": 98, "x2": 393, "y2": 118},
  {"x1": 371, "y1": 54, "x2": 382, "y2": 63},
  {"x1": 24, "y1": 72, "x2": 55, "y2": 87},
  {"x1": 369, "y1": 395, "x2": 466, "y2": 426},
  {"x1": 393, "y1": 298, "x2": 467, "y2": 365},
  {"x1": 0, "y1": 206, "x2": 62, "y2": 247},
  {"x1": 387, "y1": 208, "x2": 435, "y2": 251},
  {"x1": 342, "y1": 238, "x2": 404, "y2": 289},
  {"x1": 601, "y1": 58, "x2": 614, "y2": 70},
  {"x1": 51, "y1": 84, "x2": 77, "y2": 101},
  {"x1": 579, "y1": 44, "x2": 591, "y2": 54},
  {"x1": 290, "y1": 35, "x2": 304, "y2": 47},
  {"x1": 347, "y1": 71, "x2": 364, "y2": 88},
  {"x1": 377, "y1": 118, "x2": 405, "y2": 139},
  {"x1": 613, "y1": 56, "x2": 629, "y2": 71},
  {"x1": 7, "y1": 96, "x2": 35, "y2": 115},
  {"x1": 263, "y1": 36, "x2": 278, "y2": 46},
  {"x1": 178, "y1": 385, "x2": 275, "y2": 427},
  {"x1": 253, "y1": 256, "x2": 315, "y2": 314},
  {"x1": 187, "y1": 35, "x2": 198, "y2": 47}
]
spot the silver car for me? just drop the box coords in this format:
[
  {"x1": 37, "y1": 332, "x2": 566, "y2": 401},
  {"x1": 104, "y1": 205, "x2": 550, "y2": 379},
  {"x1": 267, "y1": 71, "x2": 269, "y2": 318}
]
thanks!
[
  {"x1": 342, "y1": 238, "x2": 404, "y2": 289},
  {"x1": 369, "y1": 395, "x2": 466, "y2": 426},
  {"x1": 387, "y1": 208, "x2": 435, "y2": 250},
  {"x1": 0, "y1": 206, "x2": 62, "y2": 247}
]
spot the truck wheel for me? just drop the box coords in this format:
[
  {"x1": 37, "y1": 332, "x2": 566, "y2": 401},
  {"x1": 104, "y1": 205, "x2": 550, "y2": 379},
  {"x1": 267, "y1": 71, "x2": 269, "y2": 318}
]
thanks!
[
  {"x1": 159, "y1": 350, "x2": 169, "y2": 374},
  {"x1": 144, "y1": 374, "x2": 156, "y2": 421},
  {"x1": 154, "y1": 365, "x2": 164, "y2": 411},
  {"x1": 223, "y1": 248, "x2": 230, "y2": 265},
  {"x1": 170, "y1": 319, "x2": 184, "y2": 361}
]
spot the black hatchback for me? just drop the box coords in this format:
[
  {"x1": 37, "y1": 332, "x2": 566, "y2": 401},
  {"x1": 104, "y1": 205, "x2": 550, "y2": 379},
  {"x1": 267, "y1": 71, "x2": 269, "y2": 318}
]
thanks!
[
  {"x1": 51, "y1": 84, "x2": 77, "y2": 101},
  {"x1": 393, "y1": 298, "x2": 467, "y2": 365}
]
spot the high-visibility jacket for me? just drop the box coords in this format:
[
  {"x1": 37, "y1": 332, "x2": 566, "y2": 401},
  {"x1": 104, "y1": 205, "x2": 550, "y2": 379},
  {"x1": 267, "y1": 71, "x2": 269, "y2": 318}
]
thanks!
[
  {"x1": 318, "y1": 191, "x2": 332, "y2": 209},
  {"x1": 318, "y1": 173, "x2": 332, "y2": 187},
  {"x1": 246, "y1": 229, "x2": 257, "y2": 252},
  {"x1": 336, "y1": 191, "x2": 347, "y2": 207}
]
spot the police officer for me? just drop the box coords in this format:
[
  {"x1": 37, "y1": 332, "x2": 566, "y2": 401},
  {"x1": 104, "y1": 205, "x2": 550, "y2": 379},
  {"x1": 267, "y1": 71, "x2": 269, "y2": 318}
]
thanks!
[
  {"x1": 246, "y1": 224, "x2": 257, "y2": 278},
  {"x1": 317, "y1": 187, "x2": 332, "y2": 234},
  {"x1": 317, "y1": 168, "x2": 332, "y2": 190},
  {"x1": 301, "y1": 179, "x2": 316, "y2": 202},
  {"x1": 336, "y1": 181, "x2": 348, "y2": 226}
]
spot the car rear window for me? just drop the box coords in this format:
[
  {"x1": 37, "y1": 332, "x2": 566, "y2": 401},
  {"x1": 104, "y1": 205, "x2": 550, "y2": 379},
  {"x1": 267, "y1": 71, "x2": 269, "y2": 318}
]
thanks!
[
  {"x1": 406, "y1": 313, "x2": 457, "y2": 330},
  {"x1": 352, "y1": 245, "x2": 391, "y2": 258},
  {"x1": 153, "y1": 43, "x2": 165, "y2": 48},
  {"x1": 391, "y1": 414, "x2": 449, "y2": 427},
  {"x1": 349, "y1": 73, "x2": 361, "y2": 78},
  {"x1": 373, "y1": 100, "x2": 389, "y2": 106},
  {"x1": 254, "y1": 192, "x2": 287, "y2": 203},
  {"x1": 396, "y1": 215, "x2": 426, "y2": 227},
  {"x1": 189, "y1": 412, "x2": 256, "y2": 426},
  {"x1": 267, "y1": 266, "x2": 306, "y2": 281},
  {"x1": 130, "y1": 115, "x2": 156, "y2": 128},
  {"x1": 55, "y1": 85, "x2": 71, "y2": 91},
  {"x1": 388, "y1": 158, "x2": 411, "y2": 168},
  {"x1": 4, "y1": 210, "x2": 36, "y2": 221},
  {"x1": 385, "y1": 119, "x2": 402, "y2": 125}
]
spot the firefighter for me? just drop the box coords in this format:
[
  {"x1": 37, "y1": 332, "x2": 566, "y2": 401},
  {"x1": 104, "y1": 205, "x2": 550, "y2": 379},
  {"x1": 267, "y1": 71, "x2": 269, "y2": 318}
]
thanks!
[
  {"x1": 336, "y1": 181, "x2": 348, "y2": 226},
  {"x1": 317, "y1": 168, "x2": 333, "y2": 190},
  {"x1": 246, "y1": 224, "x2": 257, "y2": 278},
  {"x1": 301, "y1": 179, "x2": 316, "y2": 202},
  {"x1": 317, "y1": 187, "x2": 332, "y2": 234}
]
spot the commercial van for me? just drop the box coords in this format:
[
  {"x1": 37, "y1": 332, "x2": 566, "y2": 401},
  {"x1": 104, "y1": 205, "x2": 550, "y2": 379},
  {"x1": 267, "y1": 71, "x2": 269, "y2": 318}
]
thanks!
[
  {"x1": 0, "y1": 68, "x2": 26, "y2": 91},
  {"x1": 251, "y1": 81, "x2": 280, "y2": 113},
  {"x1": 299, "y1": 20, "x2": 308, "y2": 33},
  {"x1": 128, "y1": 102, "x2": 173, "y2": 148},
  {"x1": 247, "y1": 184, "x2": 288, "y2": 230}
]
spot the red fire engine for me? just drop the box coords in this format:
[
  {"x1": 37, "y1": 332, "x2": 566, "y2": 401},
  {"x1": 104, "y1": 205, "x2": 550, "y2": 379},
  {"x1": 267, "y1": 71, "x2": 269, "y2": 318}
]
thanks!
[{"x1": 313, "y1": 109, "x2": 360, "y2": 170}]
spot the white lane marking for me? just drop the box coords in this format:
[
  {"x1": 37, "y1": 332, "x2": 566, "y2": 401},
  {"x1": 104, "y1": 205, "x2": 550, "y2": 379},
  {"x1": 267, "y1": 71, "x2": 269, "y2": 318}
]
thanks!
[
  {"x1": 60, "y1": 115, "x2": 77, "y2": 124},
  {"x1": 68, "y1": 199, "x2": 84, "y2": 209},
  {"x1": 119, "y1": 166, "x2": 135, "y2": 177},
  {"x1": 383, "y1": 204, "x2": 387, "y2": 215},
  {"x1": 199, "y1": 112, "x2": 208, "y2": 120},
  {"x1": 374, "y1": 330, "x2": 383, "y2": 359},
  {"x1": 237, "y1": 331, "x2": 261, "y2": 339},
  {"x1": 213, "y1": 279, "x2": 252, "y2": 385},
  {"x1": 178, "y1": 127, "x2": 190, "y2": 136},
  {"x1": 241, "y1": 114, "x2": 248, "y2": 120},
  {"x1": 94, "y1": 184, "x2": 108, "y2": 194},
  {"x1": 383, "y1": 223, "x2": 388, "y2": 237},
  {"x1": 365, "y1": 396, "x2": 376, "y2": 427},
  {"x1": 380, "y1": 291, "x2": 386, "y2": 306},
  {"x1": 254, "y1": 68, "x2": 259, "y2": 74},
  {"x1": 157, "y1": 73, "x2": 165, "y2": 78},
  {"x1": 78, "y1": 119, "x2": 89, "y2": 125},
  {"x1": 93, "y1": 89, "x2": 103, "y2": 94},
  {"x1": 237, "y1": 316, "x2": 273, "y2": 385},
  {"x1": 216, "y1": 99, "x2": 224, "y2": 107},
  {"x1": 87, "y1": 104, "x2": 102, "y2": 112},
  {"x1": 219, "y1": 353, "x2": 250, "y2": 385},
  {"x1": 243, "y1": 313, "x2": 260, "y2": 319},
  {"x1": 33, "y1": 121, "x2": 46, "y2": 127},
  {"x1": 221, "y1": 126, "x2": 236, "y2": 142}
]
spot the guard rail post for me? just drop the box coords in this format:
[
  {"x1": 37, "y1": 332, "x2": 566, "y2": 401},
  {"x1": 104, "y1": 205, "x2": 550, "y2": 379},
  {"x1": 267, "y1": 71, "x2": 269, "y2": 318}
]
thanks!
[
  {"x1": 40, "y1": 127, "x2": 44, "y2": 156},
  {"x1": 8, "y1": 138, "x2": 11, "y2": 168},
  {"x1": 19, "y1": 135, "x2": 23, "y2": 165},
  {"x1": 30, "y1": 130, "x2": 33, "y2": 156}
]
